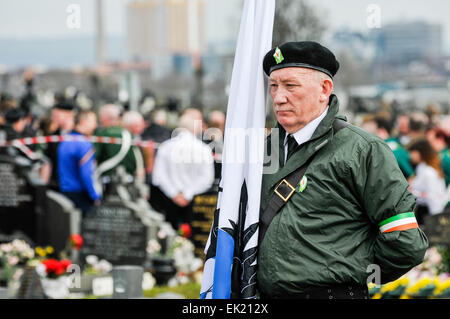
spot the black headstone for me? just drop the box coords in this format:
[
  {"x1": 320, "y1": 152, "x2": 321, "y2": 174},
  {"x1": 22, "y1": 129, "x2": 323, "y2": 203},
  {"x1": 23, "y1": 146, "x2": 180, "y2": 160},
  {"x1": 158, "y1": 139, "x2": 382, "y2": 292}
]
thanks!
[
  {"x1": 42, "y1": 191, "x2": 80, "y2": 255},
  {"x1": 424, "y1": 212, "x2": 450, "y2": 248},
  {"x1": 0, "y1": 153, "x2": 46, "y2": 245},
  {"x1": 191, "y1": 191, "x2": 218, "y2": 258},
  {"x1": 81, "y1": 203, "x2": 148, "y2": 266}
]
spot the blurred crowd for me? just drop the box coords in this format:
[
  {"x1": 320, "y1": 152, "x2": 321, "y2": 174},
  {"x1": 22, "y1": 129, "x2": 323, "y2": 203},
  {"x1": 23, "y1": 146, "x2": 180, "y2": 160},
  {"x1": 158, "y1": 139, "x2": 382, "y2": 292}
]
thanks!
[
  {"x1": 361, "y1": 110, "x2": 450, "y2": 224},
  {"x1": 0, "y1": 75, "x2": 225, "y2": 233}
]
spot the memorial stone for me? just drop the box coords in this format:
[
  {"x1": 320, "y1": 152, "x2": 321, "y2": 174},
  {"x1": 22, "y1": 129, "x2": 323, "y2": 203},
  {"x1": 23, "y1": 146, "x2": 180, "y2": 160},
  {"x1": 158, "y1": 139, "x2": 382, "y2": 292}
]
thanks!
[
  {"x1": 0, "y1": 151, "x2": 46, "y2": 245},
  {"x1": 424, "y1": 212, "x2": 450, "y2": 248},
  {"x1": 81, "y1": 203, "x2": 148, "y2": 266},
  {"x1": 42, "y1": 190, "x2": 81, "y2": 255},
  {"x1": 191, "y1": 191, "x2": 218, "y2": 258}
]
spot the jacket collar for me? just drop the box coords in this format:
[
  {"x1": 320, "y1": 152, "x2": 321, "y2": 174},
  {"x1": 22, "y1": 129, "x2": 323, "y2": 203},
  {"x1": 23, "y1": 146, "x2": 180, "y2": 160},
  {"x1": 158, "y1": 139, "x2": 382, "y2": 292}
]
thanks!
[{"x1": 264, "y1": 94, "x2": 341, "y2": 190}]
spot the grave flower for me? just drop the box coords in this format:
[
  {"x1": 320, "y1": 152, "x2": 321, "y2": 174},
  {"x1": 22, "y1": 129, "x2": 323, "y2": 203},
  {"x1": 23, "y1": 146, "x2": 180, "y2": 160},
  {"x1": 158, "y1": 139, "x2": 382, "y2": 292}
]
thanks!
[
  {"x1": 178, "y1": 223, "x2": 192, "y2": 238},
  {"x1": 41, "y1": 258, "x2": 72, "y2": 279},
  {"x1": 35, "y1": 246, "x2": 54, "y2": 259},
  {"x1": 0, "y1": 239, "x2": 35, "y2": 285},
  {"x1": 146, "y1": 239, "x2": 161, "y2": 256},
  {"x1": 83, "y1": 255, "x2": 112, "y2": 275},
  {"x1": 69, "y1": 234, "x2": 83, "y2": 250}
]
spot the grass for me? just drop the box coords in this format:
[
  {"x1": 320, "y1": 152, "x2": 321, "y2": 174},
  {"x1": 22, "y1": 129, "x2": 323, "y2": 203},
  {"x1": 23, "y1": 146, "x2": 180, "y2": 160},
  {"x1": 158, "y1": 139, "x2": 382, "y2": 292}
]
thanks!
[
  {"x1": 80, "y1": 282, "x2": 202, "y2": 299},
  {"x1": 143, "y1": 282, "x2": 201, "y2": 299}
]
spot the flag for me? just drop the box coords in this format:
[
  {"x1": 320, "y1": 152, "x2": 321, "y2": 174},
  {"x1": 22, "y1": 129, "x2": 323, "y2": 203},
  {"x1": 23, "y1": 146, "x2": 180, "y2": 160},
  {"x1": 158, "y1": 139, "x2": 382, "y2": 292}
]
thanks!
[{"x1": 200, "y1": 0, "x2": 275, "y2": 299}]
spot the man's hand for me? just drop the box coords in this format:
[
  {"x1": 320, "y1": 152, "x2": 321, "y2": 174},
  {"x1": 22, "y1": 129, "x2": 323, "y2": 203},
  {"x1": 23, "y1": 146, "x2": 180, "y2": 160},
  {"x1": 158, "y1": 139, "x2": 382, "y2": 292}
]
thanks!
[{"x1": 172, "y1": 192, "x2": 190, "y2": 207}]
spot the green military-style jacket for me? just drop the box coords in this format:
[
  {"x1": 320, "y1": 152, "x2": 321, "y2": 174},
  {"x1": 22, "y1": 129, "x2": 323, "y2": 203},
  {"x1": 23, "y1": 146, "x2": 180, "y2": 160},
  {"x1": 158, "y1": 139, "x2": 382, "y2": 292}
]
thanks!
[
  {"x1": 95, "y1": 126, "x2": 138, "y2": 176},
  {"x1": 257, "y1": 95, "x2": 428, "y2": 297},
  {"x1": 385, "y1": 137, "x2": 414, "y2": 179}
]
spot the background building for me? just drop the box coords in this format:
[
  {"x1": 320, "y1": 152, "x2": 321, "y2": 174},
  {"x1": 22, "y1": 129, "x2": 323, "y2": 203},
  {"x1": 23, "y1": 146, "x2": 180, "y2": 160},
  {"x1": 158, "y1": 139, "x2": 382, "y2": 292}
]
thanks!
[
  {"x1": 372, "y1": 21, "x2": 442, "y2": 65},
  {"x1": 126, "y1": 0, "x2": 206, "y2": 78}
]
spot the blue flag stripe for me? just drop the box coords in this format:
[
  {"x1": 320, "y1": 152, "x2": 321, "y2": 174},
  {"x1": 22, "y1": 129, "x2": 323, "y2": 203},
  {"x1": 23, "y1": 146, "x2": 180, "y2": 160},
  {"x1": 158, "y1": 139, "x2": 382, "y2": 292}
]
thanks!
[{"x1": 212, "y1": 229, "x2": 235, "y2": 298}]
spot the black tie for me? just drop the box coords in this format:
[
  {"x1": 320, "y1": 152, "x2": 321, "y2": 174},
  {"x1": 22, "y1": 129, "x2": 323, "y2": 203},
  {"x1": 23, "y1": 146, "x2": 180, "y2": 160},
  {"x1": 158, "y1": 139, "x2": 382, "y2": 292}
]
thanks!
[{"x1": 286, "y1": 134, "x2": 298, "y2": 163}]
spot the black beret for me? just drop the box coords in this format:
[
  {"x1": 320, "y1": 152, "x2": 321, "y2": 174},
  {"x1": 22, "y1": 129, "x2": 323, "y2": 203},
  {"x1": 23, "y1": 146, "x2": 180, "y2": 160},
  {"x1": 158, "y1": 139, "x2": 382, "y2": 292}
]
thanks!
[
  {"x1": 263, "y1": 41, "x2": 340, "y2": 78},
  {"x1": 5, "y1": 108, "x2": 26, "y2": 124},
  {"x1": 53, "y1": 100, "x2": 75, "y2": 111}
]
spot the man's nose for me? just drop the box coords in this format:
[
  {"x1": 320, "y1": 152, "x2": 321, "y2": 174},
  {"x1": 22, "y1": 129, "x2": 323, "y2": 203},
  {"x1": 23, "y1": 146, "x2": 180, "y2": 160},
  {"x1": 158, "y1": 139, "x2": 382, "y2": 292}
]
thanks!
[{"x1": 272, "y1": 87, "x2": 288, "y2": 105}]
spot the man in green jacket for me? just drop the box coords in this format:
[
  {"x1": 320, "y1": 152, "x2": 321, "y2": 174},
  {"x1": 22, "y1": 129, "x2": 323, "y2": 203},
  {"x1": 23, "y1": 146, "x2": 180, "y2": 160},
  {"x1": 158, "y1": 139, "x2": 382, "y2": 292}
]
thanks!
[
  {"x1": 95, "y1": 104, "x2": 138, "y2": 177},
  {"x1": 257, "y1": 41, "x2": 428, "y2": 299}
]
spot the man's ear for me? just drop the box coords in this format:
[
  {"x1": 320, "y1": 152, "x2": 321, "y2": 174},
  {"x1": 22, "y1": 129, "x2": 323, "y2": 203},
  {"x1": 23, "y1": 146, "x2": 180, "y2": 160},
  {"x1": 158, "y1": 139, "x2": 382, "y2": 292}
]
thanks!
[{"x1": 319, "y1": 78, "x2": 333, "y2": 103}]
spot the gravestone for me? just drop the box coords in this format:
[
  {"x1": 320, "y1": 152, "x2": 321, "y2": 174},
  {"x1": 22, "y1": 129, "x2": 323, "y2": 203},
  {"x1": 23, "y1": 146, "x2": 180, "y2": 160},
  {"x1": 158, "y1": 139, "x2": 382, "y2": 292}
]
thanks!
[
  {"x1": 81, "y1": 203, "x2": 148, "y2": 266},
  {"x1": 0, "y1": 151, "x2": 46, "y2": 245},
  {"x1": 424, "y1": 212, "x2": 450, "y2": 248},
  {"x1": 41, "y1": 190, "x2": 82, "y2": 255},
  {"x1": 191, "y1": 191, "x2": 218, "y2": 258}
]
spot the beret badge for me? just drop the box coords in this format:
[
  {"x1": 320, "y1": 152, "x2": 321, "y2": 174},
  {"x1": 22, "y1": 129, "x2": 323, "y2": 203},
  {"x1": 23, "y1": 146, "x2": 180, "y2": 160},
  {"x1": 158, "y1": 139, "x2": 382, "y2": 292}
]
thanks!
[{"x1": 273, "y1": 47, "x2": 284, "y2": 64}]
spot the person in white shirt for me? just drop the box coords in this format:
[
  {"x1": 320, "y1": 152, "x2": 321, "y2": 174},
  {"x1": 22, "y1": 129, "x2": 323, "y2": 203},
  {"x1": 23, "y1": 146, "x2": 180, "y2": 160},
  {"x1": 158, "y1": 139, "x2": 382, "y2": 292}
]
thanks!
[
  {"x1": 151, "y1": 108, "x2": 215, "y2": 230},
  {"x1": 408, "y1": 138, "x2": 447, "y2": 223}
]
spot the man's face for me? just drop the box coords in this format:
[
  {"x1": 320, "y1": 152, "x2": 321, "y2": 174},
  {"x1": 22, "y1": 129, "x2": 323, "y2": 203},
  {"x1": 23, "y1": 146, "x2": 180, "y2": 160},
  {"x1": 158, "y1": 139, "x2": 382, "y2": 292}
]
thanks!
[
  {"x1": 397, "y1": 116, "x2": 409, "y2": 135},
  {"x1": 51, "y1": 109, "x2": 73, "y2": 127},
  {"x1": 15, "y1": 118, "x2": 27, "y2": 133},
  {"x1": 83, "y1": 114, "x2": 98, "y2": 135},
  {"x1": 269, "y1": 67, "x2": 329, "y2": 133}
]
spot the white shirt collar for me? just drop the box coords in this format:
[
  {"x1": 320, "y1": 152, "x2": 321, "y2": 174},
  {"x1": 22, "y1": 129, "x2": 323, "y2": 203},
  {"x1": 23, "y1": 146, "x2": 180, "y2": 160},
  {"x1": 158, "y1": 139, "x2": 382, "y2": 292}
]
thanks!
[{"x1": 284, "y1": 106, "x2": 329, "y2": 147}]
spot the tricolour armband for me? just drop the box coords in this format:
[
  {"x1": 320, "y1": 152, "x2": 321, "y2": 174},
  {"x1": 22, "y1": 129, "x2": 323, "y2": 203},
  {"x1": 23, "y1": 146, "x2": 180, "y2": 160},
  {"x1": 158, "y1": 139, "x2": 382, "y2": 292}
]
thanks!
[{"x1": 379, "y1": 212, "x2": 419, "y2": 234}]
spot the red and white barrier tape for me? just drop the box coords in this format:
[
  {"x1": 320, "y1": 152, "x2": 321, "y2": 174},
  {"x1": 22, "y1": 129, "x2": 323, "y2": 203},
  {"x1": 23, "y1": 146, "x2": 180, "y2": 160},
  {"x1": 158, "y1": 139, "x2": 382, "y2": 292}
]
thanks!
[
  {"x1": 0, "y1": 135, "x2": 158, "y2": 161},
  {"x1": 0, "y1": 135, "x2": 158, "y2": 148},
  {"x1": 0, "y1": 135, "x2": 221, "y2": 161}
]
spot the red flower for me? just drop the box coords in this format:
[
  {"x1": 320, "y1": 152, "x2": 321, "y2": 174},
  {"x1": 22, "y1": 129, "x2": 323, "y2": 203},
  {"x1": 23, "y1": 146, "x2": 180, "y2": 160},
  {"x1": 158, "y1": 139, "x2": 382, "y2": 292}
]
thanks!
[
  {"x1": 60, "y1": 259, "x2": 72, "y2": 271},
  {"x1": 69, "y1": 234, "x2": 83, "y2": 250},
  {"x1": 42, "y1": 259, "x2": 72, "y2": 278},
  {"x1": 42, "y1": 259, "x2": 65, "y2": 277},
  {"x1": 179, "y1": 223, "x2": 192, "y2": 238}
]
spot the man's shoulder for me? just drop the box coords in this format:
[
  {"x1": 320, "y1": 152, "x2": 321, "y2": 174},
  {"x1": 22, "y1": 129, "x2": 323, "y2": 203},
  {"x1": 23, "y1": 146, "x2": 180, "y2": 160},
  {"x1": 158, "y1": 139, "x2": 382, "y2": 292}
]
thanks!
[
  {"x1": 330, "y1": 122, "x2": 394, "y2": 159},
  {"x1": 340, "y1": 123, "x2": 386, "y2": 146},
  {"x1": 96, "y1": 126, "x2": 125, "y2": 137}
]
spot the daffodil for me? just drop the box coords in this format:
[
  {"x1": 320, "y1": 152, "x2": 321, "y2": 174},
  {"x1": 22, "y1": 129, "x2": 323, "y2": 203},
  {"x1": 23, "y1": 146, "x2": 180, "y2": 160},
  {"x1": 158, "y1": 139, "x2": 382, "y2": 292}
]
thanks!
[{"x1": 35, "y1": 246, "x2": 46, "y2": 257}]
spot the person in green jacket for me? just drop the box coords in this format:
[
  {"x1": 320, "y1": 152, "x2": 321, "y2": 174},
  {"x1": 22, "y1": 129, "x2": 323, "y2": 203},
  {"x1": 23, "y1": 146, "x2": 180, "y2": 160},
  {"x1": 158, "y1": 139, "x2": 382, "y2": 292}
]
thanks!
[
  {"x1": 95, "y1": 104, "x2": 138, "y2": 177},
  {"x1": 257, "y1": 41, "x2": 428, "y2": 299},
  {"x1": 363, "y1": 115, "x2": 415, "y2": 180}
]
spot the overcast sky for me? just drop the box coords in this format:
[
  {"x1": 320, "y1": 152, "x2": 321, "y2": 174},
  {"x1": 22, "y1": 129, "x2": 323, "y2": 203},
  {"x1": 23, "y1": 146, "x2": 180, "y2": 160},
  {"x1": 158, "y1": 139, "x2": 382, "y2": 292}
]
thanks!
[{"x1": 0, "y1": 0, "x2": 449, "y2": 51}]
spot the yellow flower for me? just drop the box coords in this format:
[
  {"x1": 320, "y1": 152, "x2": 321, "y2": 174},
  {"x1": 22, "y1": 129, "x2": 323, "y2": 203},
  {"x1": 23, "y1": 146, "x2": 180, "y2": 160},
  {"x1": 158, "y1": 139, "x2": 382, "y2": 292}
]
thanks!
[
  {"x1": 399, "y1": 294, "x2": 410, "y2": 299},
  {"x1": 406, "y1": 278, "x2": 433, "y2": 295},
  {"x1": 35, "y1": 246, "x2": 46, "y2": 257},
  {"x1": 46, "y1": 246, "x2": 54, "y2": 254},
  {"x1": 380, "y1": 278, "x2": 402, "y2": 293},
  {"x1": 371, "y1": 293, "x2": 382, "y2": 299},
  {"x1": 399, "y1": 277, "x2": 409, "y2": 286},
  {"x1": 433, "y1": 278, "x2": 450, "y2": 296}
]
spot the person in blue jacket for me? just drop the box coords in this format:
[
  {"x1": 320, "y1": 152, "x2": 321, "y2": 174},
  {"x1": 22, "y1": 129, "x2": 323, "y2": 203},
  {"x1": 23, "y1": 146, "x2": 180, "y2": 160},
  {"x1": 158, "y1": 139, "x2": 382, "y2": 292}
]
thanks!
[{"x1": 58, "y1": 110, "x2": 101, "y2": 216}]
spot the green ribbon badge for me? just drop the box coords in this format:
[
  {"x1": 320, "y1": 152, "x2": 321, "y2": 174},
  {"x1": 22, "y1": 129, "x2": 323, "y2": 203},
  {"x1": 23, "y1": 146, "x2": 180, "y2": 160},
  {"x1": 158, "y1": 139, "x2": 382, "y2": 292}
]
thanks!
[
  {"x1": 298, "y1": 175, "x2": 308, "y2": 192},
  {"x1": 273, "y1": 47, "x2": 284, "y2": 64}
]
